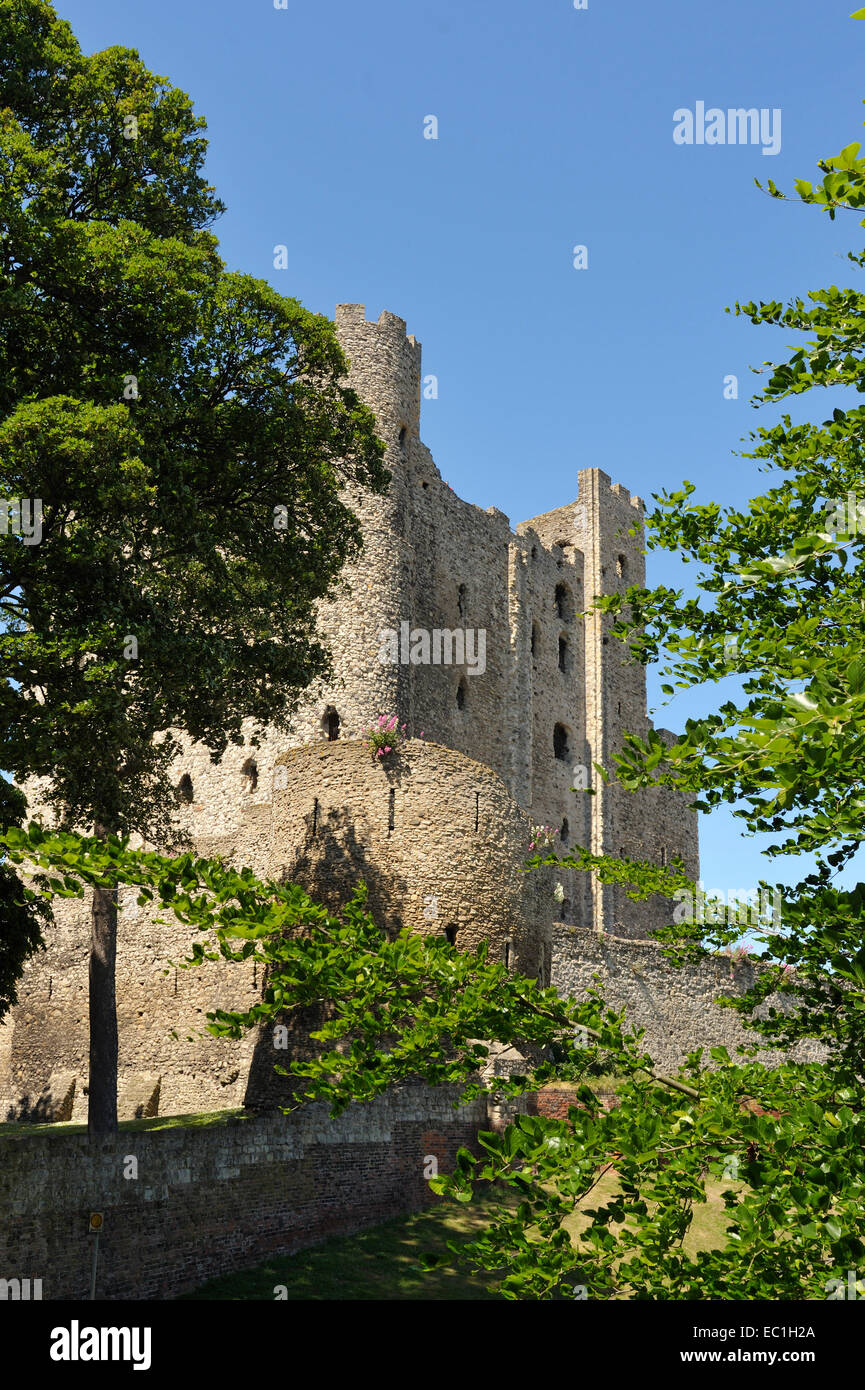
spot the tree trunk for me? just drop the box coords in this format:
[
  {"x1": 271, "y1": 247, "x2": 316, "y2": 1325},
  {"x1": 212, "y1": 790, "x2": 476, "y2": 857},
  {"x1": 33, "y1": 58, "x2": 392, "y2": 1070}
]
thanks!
[{"x1": 88, "y1": 879, "x2": 119, "y2": 1135}]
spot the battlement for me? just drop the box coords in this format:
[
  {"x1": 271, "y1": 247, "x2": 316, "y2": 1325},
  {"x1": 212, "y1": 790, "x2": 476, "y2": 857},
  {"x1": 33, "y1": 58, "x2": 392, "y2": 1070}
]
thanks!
[
  {"x1": 575, "y1": 469, "x2": 643, "y2": 512},
  {"x1": 335, "y1": 303, "x2": 420, "y2": 349},
  {"x1": 334, "y1": 304, "x2": 422, "y2": 435},
  {"x1": 613, "y1": 483, "x2": 644, "y2": 511}
]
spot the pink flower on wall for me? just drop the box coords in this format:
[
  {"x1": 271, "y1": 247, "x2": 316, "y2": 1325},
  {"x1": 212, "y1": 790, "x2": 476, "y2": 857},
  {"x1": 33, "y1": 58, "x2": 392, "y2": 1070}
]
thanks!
[{"x1": 362, "y1": 715, "x2": 423, "y2": 760}]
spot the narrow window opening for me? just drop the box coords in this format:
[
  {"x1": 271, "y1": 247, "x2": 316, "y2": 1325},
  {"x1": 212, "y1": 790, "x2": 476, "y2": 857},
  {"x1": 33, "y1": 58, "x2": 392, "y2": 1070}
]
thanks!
[
  {"x1": 531, "y1": 622, "x2": 539, "y2": 657},
  {"x1": 456, "y1": 679, "x2": 467, "y2": 710},
  {"x1": 531, "y1": 546, "x2": 537, "y2": 560},
  {"x1": 560, "y1": 817, "x2": 569, "y2": 846},
  {"x1": 504, "y1": 939, "x2": 511, "y2": 970},
  {"x1": 177, "y1": 773, "x2": 194, "y2": 804},
  {"x1": 555, "y1": 583, "x2": 573, "y2": 623},
  {"x1": 323, "y1": 706, "x2": 341, "y2": 741},
  {"x1": 48, "y1": 975, "x2": 52, "y2": 1000},
  {"x1": 558, "y1": 636, "x2": 568, "y2": 672},
  {"x1": 312, "y1": 798, "x2": 319, "y2": 836},
  {"x1": 553, "y1": 723, "x2": 570, "y2": 761},
  {"x1": 474, "y1": 791, "x2": 480, "y2": 833},
  {"x1": 241, "y1": 757, "x2": 258, "y2": 794},
  {"x1": 617, "y1": 700, "x2": 621, "y2": 716},
  {"x1": 398, "y1": 425, "x2": 407, "y2": 446},
  {"x1": 444, "y1": 924, "x2": 458, "y2": 945},
  {"x1": 457, "y1": 583, "x2": 467, "y2": 619},
  {"x1": 388, "y1": 786, "x2": 395, "y2": 833},
  {"x1": 616, "y1": 553, "x2": 627, "y2": 580},
  {"x1": 560, "y1": 897, "x2": 572, "y2": 923}
]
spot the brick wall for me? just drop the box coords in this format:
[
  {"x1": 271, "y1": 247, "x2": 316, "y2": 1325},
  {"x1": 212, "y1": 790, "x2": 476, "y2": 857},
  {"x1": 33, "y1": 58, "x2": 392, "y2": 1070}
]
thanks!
[
  {"x1": 527, "y1": 1086, "x2": 620, "y2": 1121},
  {"x1": 0, "y1": 1086, "x2": 487, "y2": 1301}
]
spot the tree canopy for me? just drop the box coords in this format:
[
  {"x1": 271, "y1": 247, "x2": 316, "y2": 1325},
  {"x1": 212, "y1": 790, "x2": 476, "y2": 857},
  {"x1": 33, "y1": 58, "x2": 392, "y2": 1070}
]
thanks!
[{"x1": 0, "y1": 0, "x2": 387, "y2": 1129}]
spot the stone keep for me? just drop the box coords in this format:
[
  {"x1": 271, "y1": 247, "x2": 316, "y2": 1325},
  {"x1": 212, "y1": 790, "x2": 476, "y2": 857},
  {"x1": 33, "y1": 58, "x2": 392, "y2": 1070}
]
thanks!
[{"x1": 0, "y1": 305, "x2": 699, "y2": 1123}]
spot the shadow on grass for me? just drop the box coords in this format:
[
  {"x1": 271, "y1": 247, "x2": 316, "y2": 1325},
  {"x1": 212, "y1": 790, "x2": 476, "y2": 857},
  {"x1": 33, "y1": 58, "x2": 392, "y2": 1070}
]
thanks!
[
  {"x1": 178, "y1": 1198, "x2": 507, "y2": 1301},
  {"x1": 178, "y1": 1170, "x2": 740, "y2": 1301}
]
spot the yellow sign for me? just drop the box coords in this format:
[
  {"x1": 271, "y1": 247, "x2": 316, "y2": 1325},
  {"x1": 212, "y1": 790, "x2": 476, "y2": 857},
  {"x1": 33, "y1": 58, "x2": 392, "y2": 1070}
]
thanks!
[{"x1": 88, "y1": 1212, "x2": 103, "y2": 1233}]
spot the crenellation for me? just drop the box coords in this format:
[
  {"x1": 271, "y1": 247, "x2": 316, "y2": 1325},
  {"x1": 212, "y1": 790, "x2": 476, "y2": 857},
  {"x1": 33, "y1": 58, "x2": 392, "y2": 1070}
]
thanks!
[{"x1": 334, "y1": 303, "x2": 422, "y2": 438}]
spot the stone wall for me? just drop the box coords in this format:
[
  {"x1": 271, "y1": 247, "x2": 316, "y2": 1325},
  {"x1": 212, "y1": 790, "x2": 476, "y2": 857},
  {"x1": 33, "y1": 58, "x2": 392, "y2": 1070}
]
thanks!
[
  {"x1": 552, "y1": 924, "x2": 823, "y2": 1075},
  {"x1": 0, "y1": 886, "x2": 260, "y2": 1124},
  {"x1": 0, "y1": 1086, "x2": 487, "y2": 1301},
  {"x1": 268, "y1": 738, "x2": 554, "y2": 974},
  {"x1": 242, "y1": 736, "x2": 556, "y2": 1109}
]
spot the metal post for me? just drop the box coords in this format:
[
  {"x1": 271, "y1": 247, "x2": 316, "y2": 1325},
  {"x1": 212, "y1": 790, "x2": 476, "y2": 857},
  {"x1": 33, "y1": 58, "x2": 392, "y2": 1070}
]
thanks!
[{"x1": 89, "y1": 1230, "x2": 99, "y2": 1301}]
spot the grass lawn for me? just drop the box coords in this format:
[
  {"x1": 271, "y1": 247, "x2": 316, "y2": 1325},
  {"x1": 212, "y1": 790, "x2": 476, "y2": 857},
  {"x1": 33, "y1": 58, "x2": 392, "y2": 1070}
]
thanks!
[
  {"x1": 180, "y1": 1176, "x2": 739, "y2": 1300},
  {"x1": 0, "y1": 1108, "x2": 250, "y2": 1141},
  {"x1": 178, "y1": 1199, "x2": 505, "y2": 1301},
  {"x1": 562, "y1": 1169, "x2": 737, "y2": 1261}
]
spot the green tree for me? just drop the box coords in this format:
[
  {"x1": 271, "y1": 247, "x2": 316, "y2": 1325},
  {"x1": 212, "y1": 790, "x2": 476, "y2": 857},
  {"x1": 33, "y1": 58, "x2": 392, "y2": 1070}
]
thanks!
[{"x1": 0, "y1": 0, "x2": 386, "y2": 1133}]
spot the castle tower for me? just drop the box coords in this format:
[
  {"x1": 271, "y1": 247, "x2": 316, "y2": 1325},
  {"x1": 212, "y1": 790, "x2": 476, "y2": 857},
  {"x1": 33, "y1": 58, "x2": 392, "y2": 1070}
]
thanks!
[
  {"x1": 572, "y1": 471, "x2": 647, "y2": 934},
  {"x1": 334, "y1": 304, "x2": 422, "y2": 445},
  {"x1": 571, "y1": 471, "x2": 698, "y2": 935}
]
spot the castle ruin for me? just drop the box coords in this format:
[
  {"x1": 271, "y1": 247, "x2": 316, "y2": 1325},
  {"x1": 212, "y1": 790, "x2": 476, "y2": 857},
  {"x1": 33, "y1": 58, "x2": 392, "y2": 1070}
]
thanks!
[{"x1": 1, "y1": 305, "x2": 709, "y2": 1123}]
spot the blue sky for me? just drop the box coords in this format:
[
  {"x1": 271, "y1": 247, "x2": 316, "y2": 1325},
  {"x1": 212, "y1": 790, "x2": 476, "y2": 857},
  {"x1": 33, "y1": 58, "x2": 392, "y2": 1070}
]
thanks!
[{"x1": 59, "y1": 0, "x2": 865, "y2": 905}]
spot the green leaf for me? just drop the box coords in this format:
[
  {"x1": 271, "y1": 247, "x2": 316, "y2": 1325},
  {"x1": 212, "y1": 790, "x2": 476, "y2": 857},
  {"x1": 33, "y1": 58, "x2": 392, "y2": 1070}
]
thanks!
[{"x1": 847, "y1": 658, "x2": 865, "y2": 694}]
